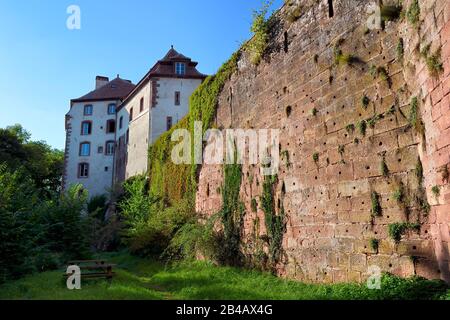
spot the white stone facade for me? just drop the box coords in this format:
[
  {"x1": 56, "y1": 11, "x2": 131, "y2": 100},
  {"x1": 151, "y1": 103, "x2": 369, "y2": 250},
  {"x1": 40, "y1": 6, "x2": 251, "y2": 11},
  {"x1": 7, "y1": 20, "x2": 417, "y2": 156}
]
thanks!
[{"x1": 64, "y1": 48, "x2": 205, "y2": 198}]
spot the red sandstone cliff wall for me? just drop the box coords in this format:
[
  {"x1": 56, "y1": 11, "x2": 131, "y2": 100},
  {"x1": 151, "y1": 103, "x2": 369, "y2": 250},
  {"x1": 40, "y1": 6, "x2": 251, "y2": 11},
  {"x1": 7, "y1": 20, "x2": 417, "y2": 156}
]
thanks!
[{"x1": 196, "y1": 0, "x2": 450, "y2": 283}]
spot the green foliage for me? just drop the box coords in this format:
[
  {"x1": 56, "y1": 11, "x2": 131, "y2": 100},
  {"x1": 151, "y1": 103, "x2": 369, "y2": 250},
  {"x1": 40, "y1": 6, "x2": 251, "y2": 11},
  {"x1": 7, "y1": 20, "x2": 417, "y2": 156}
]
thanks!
[
  {"x1": 0, "y1": 125, "x2": 64, "y2": 198},
  {"x1": 0, "y1": 162, "x2": 91, "y2": 283},
  {"x1": 431, "y1": 185, "x2": 441, "y2": 198},
  {"x1": 251, "y1": 198, "x2": 258, "y2": 213},
  {"x1": 378, "y1": 67, "x2": 389, "y2": 82},
  {"x1": 218, "y1": 159, "x2": 245, "y2": 266},
  {"x1": 346, "y1": 124, "x2": 355, "y2": 134},
  {"x1": 1, "y1": 252, "x2": 447, "y2": 300},
  {"x1": 286, "y1": 3, "x2": 302, "y2": 23},
  {"x1": 361, "y1": 95, "x2": 370, "y2": 109},
  {"x1": 393, "y1": 186, "x2": 404, "y2": 203},
  {"x1": 371, "y1": 192, "x2": 382, "y2": 217},
  {"x1": 148, "y1": 51, "x2": 240, "y2": 208},
  {"x1": 425, "y1": 50, "x2": 444, "y2": 75},
  {"x1": 415, "y1": 157, "x2": 424, "y2": 184},
  {"x1": 165, "y1": 214, "x2": 220, "y2": 261},
  {"x1": 388, "y1": 223, "x2": 421, "y2": 243},
  {"x1": 261, "y1": 174, "x2": 285, "y2": 267},
  {"x1": 281, "y1": 150, "x2": 291, "y2": 168},
  {"x1": 311, "y1": 108, "x2": 318, "y2": 116},
  {"x1": 357, "y1": 120, "x2": 367, "y2": 136},
  {"x1": 396, "y1": 38, "x2": 404, "y2": 60},
  {"x1": 87, "y1": 194, "x2": 108, "y2": 220},
  {"x1": 370, "y1": 238, "x2": 379, "y2": 252},
  {"x1": 367, "y1": 115, "x2": 381, "y2": 128},
  {"x1": 369, "y1": 65, "x2": 378, "y2": 77},
  {"x1": 408, "y1": 97, "x2": 425, "y2": 135},
  {"x1": 334, "y1": 47, "x2": 356, "y2": 66},
  {"x1": 407, "y1": 0, "x2": 420, "y2": 26},
  {"x1": 247, "y1": 0, "x2": 272, "y2": 65},
  {"x1": 312, "y1": 152, "x2": 319, "y2": 163}
]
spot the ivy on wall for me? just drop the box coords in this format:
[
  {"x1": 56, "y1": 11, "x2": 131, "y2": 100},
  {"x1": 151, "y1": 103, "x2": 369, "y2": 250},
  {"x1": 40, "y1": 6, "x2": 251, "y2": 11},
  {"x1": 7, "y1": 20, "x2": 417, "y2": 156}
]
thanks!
[{"x1": 261, "y1": 174, "x2": 286, "y2": 267}]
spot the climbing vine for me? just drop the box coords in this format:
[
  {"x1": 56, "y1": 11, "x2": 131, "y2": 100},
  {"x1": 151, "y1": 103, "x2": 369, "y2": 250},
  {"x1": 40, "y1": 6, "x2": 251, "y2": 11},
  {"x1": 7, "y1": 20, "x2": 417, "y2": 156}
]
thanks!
[
  {"x1": 218, "y1": 159, "x2": 245, "y2": 266},
  {"x1": 261, "y1": 174, "x2": 286, "y2": 267}
]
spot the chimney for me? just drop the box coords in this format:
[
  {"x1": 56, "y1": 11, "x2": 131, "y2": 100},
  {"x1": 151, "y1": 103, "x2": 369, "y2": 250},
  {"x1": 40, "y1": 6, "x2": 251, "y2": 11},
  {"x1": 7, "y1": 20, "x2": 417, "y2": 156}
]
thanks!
[{"x1": 95, "y1": 76, "x2": 109, "y2": 89}]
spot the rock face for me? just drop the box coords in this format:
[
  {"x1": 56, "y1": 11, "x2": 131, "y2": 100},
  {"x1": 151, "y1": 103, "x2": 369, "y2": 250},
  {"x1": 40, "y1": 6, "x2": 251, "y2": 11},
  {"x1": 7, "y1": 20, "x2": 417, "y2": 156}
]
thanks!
[{"x1": 195, "y1": 0, "x2": 450, "y2": 283}]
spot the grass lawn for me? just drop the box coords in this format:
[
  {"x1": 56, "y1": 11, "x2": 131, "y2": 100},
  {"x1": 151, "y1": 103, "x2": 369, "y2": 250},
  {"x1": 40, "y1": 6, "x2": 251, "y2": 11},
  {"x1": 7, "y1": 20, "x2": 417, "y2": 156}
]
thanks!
[{"x1": 0, "y1": 252, "x2": 448, "y2": 300}]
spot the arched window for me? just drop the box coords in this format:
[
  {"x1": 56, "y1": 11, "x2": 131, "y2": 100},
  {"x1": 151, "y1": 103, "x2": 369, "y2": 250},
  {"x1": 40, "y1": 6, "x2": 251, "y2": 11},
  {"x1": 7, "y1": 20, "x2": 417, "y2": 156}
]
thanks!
[
  {"x1": 108, "y1": 103, "x2": 116, "y2": 115},
  {"x1": 78, "y1": 163, "x2": 89, "y2": 178},
  {"x1": 79, "y1": 142, "x2": 91, "y2": 156},
  {"x1": 105, "y1": 141, "x2": 115, "y2": 156},
  {"x1": 140, "y1": 97, "x2": 144, "y2": 112},
  {"x1": 129, "y1": 108, "x2": 134, "y2": 121},
  {"x1": 106, "y1": 119, "x2": 116, "y2": 134},
  {"x1": 81, "y1": 121, "x2": 92, "y2": 135}
]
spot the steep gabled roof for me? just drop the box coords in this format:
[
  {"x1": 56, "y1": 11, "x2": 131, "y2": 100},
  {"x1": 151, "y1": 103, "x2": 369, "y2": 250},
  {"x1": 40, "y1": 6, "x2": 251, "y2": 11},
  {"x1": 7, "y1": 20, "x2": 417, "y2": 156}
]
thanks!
[
  {"x1": 71, "y1": 77, "x2": 135, "y2": 103},
  {"x1": 118, "y1": 47, "x2": 207, "y2": 109}
]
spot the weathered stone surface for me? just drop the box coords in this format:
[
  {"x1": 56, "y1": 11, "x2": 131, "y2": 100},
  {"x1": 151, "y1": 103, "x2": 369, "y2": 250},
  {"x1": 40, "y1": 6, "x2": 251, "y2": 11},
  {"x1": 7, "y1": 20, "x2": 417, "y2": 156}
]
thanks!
[{"x1": 195, "y1": 0, "x2": 450, "y2": 283}]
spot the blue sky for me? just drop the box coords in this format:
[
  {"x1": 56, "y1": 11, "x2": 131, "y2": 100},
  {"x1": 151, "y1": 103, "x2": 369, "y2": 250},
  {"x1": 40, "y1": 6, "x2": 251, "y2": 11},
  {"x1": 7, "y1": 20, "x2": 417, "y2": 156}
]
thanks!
[{"x1": 0, "y1": 0, "x2": 283, "y2": 149}]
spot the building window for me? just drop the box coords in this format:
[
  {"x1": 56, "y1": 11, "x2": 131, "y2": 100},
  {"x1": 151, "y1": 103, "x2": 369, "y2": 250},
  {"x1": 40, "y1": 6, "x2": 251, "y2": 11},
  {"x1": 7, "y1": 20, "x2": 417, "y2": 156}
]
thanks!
[
  {"x1": 175, "y1": 62, "x2": 186, "y2": 75},
  {"x1": 119, "y1": 116, "x2": 123, "y2": 129},
  {"x1": 81, "y1": 121, "x2": 92, "y2": 135},
  {"x1": 98, "y1": 146, "x2": 104, "y2": 154},
  {"x1": 105, "y1": 141, "x2": 115, "y2": 156},
  {"x1": 140, "y1": 97, "x2": 144, "y2": 112},
  {"x1": 78, "y1": 163, "x2": 89, "y2": 178},
  {"x1": 79, "y1": 142, "x2": 91, "y2": 157},
  {"x1": 104, "y1": 167, "x2": 109, "y2": 172},
  {"x1": 84, "y1": 105, "x2": 93, "y2": 116},
  {"x1": 126, "y1": 129, "x2": 130, "y2": 144},
  {"x1": 175, "y1": 91, "x2": 181, "y2": 105},
  {"x1": 108, "y1": 103, "x2": 116, "y2": 115},
  {"x1": 166, "y1": 116, "x2": 173, "y2": 131},
  {"x1": 129, "y1": 108, "x2": 134, "y2": 121},
  {"x1": 106, "y1": 120, "x2": 116, "y2": 134}
]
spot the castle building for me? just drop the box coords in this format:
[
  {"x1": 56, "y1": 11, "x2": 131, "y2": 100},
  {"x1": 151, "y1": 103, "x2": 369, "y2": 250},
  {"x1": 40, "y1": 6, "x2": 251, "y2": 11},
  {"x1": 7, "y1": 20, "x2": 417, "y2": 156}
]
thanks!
[
  {"x1": 114, "y1": 47, "x2": 206, "y2": 182},
  {"x1": 63, "y1": 47, "x2": 206, "y2": 197}
]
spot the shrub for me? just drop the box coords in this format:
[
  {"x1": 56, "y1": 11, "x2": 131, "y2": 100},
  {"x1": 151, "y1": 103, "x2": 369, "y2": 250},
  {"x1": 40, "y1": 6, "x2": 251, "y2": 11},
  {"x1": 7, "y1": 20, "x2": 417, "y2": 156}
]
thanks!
[
  {"x1": 357, "y1": 120, "x2": 367, "y2": 136},
  {"x1": 371, "y1": 192, "x2": 382, "y2": 217},
  {"x1": 362, "y1": 95, "x2": 370, "y2": 109},
  {"x1": 407, "y1": 0, "x2": 420, "y2": 26},
  {"x1": 251, "y1": 199, "x2": 258, "y2": 213},
  {"x1": 388, "y1": 223, "x2": 420, "y2": 242},
  {"x1": 432, "y1": 185, "x2": 441, "y2": 198},
  {"x1": 370, "y1": 238, "x2": 379, "y2": 252},
  {"x1": 247, "y1": 1, "x2": 272, "y2": 65}
]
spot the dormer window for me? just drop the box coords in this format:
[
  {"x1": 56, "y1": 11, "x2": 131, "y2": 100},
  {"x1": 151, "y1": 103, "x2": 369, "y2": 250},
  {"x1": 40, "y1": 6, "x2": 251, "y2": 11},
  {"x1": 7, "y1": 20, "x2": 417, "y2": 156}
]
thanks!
[{"x1": 175, "y1": 62, "x2": 186, "y2": 75}]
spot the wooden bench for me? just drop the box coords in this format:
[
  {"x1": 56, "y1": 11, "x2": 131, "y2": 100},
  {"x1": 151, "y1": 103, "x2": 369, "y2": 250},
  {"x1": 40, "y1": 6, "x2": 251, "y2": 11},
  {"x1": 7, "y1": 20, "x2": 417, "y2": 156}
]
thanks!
[{"x1": 64, "y1": 260, "x2": 116, "y2": 280}]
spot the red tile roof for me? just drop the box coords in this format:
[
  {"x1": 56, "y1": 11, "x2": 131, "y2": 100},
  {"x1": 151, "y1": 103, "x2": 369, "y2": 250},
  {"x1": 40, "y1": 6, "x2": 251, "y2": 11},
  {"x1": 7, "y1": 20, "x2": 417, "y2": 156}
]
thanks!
[{"x1": 71, "y1": 77, "x2": 135, "y2": 103}]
